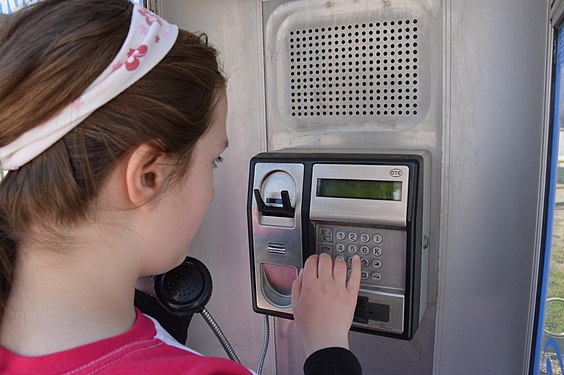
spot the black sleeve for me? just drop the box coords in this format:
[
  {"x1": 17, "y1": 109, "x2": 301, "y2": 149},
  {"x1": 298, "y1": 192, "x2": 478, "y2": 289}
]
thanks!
[{"x1": 303, "y1": 347, "x2": 362, "y2": 375}]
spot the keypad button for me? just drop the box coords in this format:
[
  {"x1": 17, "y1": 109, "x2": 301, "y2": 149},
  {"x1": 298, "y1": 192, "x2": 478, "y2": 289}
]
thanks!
[
  {"x1": 360, "y1": 233, "x2": 370, "y2": 243},
  {"x1": 360, "y1": 246, "x2": 370, "y2": 255},
  {"x1": 336, "y1": 231, "x2": 346, "y2": 240},
  {"x1": 361, "y1": 258, "x2": 370, "y2": 267},
  {"x1": 336, "y1": 255, "x2": 345, "y2": 262},
  {"x1": 371, "y1": 272, "x2": 382, "y2": 281},
  {"x1": 361, "y1": 271, "x2": 369, "y2": 280},
  {"x1": 348, "y1": 244, "x2": 357, "y2": 254},
  {"x1": 319, "y1": 245, "x2": 332, "y2": 255},
  {"x1": 372, "y1": 246, "x2": 382, "y2": 256},
  {"x1": 373, "y1": 234, "x2": 383, "y2": 244},
  {"x1": 336, "y1": 243, "x2": 345, "y2": 253},
  {"x1": 318, "y1": 227, "x2": 333, "y2": 243},
  {"x1": 372, "y1": 259, "x2": 382, "y2": 269},
  {"x1": 348, "y1": 232, "x2": 358, "y2": 242}
]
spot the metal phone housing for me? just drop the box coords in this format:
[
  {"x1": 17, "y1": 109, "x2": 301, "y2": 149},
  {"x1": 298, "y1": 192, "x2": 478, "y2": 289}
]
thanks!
[{"x1": 247, "y1": 150, "x2": 429, "y2": 339}]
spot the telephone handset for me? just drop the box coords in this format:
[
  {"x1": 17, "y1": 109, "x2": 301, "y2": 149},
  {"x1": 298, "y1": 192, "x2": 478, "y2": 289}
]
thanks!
[
  {"x1": 247, "y1": 151, "x2": 429, "y2": 340},
  {"x1": 134, "y1": 257, "x2": 241, "y2": 363},
  {"x1": 135, "y1": 256, "x2": 272, "y2": 374}
]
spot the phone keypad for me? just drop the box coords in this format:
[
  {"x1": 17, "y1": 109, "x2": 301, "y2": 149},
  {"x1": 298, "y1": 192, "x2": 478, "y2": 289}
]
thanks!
[{"x1": 316, "y1": 224, "x2": 396, "y2": 286}]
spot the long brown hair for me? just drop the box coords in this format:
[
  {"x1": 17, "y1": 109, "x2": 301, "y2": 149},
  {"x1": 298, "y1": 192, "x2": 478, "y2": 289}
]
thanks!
[{"x1": 0, "y1": 0, "x2": 226, "y2": 324}]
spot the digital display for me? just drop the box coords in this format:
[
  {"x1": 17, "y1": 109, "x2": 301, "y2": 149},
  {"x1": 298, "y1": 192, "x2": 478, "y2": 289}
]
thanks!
[{"x1": 316, "y1": 178, "x2": 402, "y2": 201}]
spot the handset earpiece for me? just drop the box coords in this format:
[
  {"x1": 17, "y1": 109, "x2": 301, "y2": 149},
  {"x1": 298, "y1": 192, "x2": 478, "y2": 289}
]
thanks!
[
  {"x1": 154, "y1": 256, "x2": 212, "y2": 316},
  {"x1": 153, "y1": 256, "x2": 241, "y2": 364}
]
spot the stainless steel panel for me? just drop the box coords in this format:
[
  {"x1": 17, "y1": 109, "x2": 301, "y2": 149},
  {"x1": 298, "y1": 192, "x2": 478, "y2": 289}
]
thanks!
[
  {"x1": 310, "y1": 164, "x2": 410, "y2": 227},
  {"x1": 436, "y1": 0, "x2": 549, "y2": 374},
  {"x1": 264, "y1": 0, "x2": 432, "y2": 134},
  {"x1": 265, "y1": 1, "x2": 441, "y2": 374},
  {"x1": 250, "y1": 152, "x2": 422, "y2": 337},
  {"x1": 353, "y1": 289, "x2": 405, "y2": 334},
  {"x1": 313, "y1": 224, "x2": 407, "y2": 293},
  {"x1": 165, "y1": 0, "x2": 439, "y2": 374},
  {"x1": 162, "y1": 1, "x2": 275, "y2": 373},
  {"x1": 161, "y1": 0, "x2": 549, "y2": 374},
  {"x1": 251, "y1": 163, "x2": 304, "y2": 313},
  {"x1": 313, "y1": 222, "x2": 408, "y2": 333}
]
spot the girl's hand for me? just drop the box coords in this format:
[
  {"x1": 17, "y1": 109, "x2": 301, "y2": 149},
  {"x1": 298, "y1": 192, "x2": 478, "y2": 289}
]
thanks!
[{"x1": 291, "y1": 253, "x2": 361, "y2": 357}]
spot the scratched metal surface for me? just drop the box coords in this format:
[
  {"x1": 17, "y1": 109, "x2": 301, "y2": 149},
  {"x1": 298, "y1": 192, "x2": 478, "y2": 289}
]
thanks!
[{"x1": 162, "y1": 0, "x2": 548, "y2": 374}]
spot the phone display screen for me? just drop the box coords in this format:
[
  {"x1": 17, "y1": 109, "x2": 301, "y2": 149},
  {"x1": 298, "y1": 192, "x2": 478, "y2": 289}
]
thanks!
[{"x1": 316, "y1": 178, "x2": 402, "y2": 201}]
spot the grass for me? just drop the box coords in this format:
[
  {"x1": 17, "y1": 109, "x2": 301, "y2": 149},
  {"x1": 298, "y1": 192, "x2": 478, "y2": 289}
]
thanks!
[
  {"x1": 539, "y1": 184, "x2": 564, "y2": 375},
  {"x1": 545, "y1": 184, "x2": 564, "y2": 335},
  {"x1": 541, "y1": 184, "x2": 564, "y2": 375}
]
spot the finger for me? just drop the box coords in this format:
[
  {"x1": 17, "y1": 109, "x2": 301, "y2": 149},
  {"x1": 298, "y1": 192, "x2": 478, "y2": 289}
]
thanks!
[
  {"x1": 317, "y1": 253, "x2": 333, "y2": 280},
  {"x1": 302, "y1": 254, "x2": 319, "y2": 282},
  {"x1": 347, "y1": 255, "x2": 361, "y2": 295},
  {"x1": 291, "y1": 268, "x2": 303, "y2": 305},
  {"x1": 333, "y1": 256, "x2": 348, "y2": 284}
]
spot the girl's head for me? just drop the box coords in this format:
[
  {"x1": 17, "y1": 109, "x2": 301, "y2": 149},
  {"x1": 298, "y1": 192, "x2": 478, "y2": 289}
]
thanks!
[{"x1": 0, "y1": 0, "x2": 226, "y2": 321}]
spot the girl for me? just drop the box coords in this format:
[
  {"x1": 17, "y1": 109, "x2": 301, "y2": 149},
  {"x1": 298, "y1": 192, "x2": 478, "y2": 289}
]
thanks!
[{"x1": 0, "y1": 1, "x2": 362, "y2": 374}]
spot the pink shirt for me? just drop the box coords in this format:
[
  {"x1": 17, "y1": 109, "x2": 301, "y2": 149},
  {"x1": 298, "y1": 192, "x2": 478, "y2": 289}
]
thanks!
[{"x1": 0, "y1": 309, "x2": 254, "y2": 375}]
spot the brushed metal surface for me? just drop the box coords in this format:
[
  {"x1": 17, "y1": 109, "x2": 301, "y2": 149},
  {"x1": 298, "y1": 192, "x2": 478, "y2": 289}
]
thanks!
[
  {"x1": 436, "y1": 0, "x2": 549, "y2": 374},
  {"x1": 162, "y1": 1, "x2": 275, "y2": 373},
  {"x1": 161, "y1": 0, "x2": 548, "y2": 374},
  {"x1": 251, "y1": 163, "x2": 304, "y2": 314},
  {"x1": 310, "y1": 164, "x2": 410, "y2": 226}
]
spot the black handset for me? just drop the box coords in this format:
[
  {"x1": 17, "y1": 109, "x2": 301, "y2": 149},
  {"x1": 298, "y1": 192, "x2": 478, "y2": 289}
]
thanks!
[
  {"x1": 153, "y1": 256, "x2": 213, "y2": 316},
  {"x1": 134, "y1": 256, "x2": 212, "y2": 343},
  {"x1": 140, "y1": 256, "x2": 241, "y2": 363}
]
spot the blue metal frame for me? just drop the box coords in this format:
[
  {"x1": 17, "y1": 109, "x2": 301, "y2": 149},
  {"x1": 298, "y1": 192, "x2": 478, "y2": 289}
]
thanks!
[{"x1": 532, "y1": 25, "x2": 564, "y2": 375}]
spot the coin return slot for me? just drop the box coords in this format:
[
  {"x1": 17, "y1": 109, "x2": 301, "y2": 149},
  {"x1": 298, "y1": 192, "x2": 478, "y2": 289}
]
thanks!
[{"x1": 260, "y1": 263, "x2": 298, "y2": 308}]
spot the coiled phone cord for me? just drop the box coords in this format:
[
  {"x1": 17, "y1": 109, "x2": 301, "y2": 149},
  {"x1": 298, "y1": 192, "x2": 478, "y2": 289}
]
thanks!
[
  {"x1": 200, "y1": 307, "x2": 270, "y2": 375},
  {"x1": 153, "y1": 257, "x2": 271, "y2": 372},
  {"x1": 256, "y1": 315, "x2": 270, "y2": 375},
  {"x1": 199, "y1": 307, "x2": 241, "y2": 364},
  {"x1": 199, "y1": 309, "x2": 270, "y2": 375}
]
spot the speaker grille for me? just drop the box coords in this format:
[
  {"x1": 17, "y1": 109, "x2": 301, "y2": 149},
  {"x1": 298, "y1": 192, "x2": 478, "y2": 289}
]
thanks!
[{"x1": 288, "y1": 19, "x2": 420, "y2": 119}]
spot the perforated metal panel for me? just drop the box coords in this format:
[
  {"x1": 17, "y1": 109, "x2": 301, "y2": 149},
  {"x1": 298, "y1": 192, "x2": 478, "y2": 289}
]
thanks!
[
  {"x1": 289, "y1": 20, "x2": 421, "y2": 118},
  {"x1": 264, "y1": 3, "x2": 430, "y2": 132}
]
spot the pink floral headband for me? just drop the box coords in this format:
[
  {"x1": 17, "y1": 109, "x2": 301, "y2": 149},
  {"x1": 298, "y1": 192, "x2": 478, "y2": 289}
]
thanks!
[{"x1": 0, "y1": 4, "x2": 179, "y2": 170}]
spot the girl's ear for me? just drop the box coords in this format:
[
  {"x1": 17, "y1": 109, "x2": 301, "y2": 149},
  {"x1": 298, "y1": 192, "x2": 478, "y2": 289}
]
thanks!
[{"x1": 124, "y1": 143, "x2": 170, "y2": 207}]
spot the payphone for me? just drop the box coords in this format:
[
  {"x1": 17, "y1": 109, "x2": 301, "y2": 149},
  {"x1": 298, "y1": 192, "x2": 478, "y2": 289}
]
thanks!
[{"x1": 248, "y1": 150, "x2": 429, "y2": 339}]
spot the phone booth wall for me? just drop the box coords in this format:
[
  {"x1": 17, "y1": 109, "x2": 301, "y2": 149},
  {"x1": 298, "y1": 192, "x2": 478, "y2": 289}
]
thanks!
[{"x1": 160, "y1": 1, "x2": 548, "y2": 374}]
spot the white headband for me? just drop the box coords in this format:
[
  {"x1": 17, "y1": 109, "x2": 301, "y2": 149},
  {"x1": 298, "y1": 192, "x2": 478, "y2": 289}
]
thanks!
[{"x1": 0, "y1": 4, "x2": 179, "y2": 170}]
